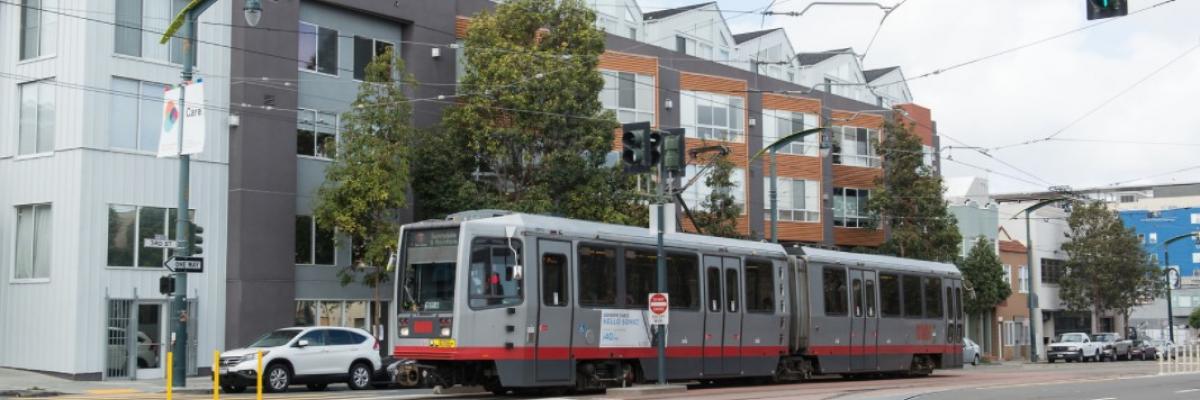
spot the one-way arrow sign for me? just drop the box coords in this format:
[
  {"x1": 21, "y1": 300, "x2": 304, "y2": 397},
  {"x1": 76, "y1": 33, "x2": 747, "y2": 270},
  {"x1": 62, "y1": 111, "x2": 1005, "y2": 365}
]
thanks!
[{"x1": 164, "y1": 256, "x2": 204, "y2": 273}]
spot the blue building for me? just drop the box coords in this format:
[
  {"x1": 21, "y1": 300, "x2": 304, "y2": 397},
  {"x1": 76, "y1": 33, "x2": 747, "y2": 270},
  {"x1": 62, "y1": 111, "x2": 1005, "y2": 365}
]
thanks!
[{"x1": 1119, "y1": 207, "x2": 1200, "y2": 278}]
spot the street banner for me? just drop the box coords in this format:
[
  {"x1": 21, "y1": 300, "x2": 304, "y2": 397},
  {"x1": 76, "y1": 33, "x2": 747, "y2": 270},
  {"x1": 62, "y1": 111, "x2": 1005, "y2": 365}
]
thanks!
[{"x1": 157, "y1": 80, "x2": 206, "y2": 157}]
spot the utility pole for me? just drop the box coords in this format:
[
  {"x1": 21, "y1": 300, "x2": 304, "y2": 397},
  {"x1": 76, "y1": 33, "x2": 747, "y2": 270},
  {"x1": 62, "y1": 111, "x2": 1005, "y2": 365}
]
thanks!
[
  {"x1": 655, "y1": 160, "x2": 667, "y2": 385},
  {"x1": 1012, "y1": 197, "x2": 1067, "y2": 363}
]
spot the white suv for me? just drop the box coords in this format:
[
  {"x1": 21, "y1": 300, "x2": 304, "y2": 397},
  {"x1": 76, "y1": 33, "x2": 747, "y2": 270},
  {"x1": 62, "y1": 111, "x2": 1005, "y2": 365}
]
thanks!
[{"x1": 217, "y1": 327, "x2": 381, "y2": 393}]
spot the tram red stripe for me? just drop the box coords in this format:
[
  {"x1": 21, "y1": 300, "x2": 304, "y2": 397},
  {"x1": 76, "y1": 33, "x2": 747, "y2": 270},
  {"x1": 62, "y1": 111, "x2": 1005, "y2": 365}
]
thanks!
[{"x1": 393, "y1": 345, "x2": 787, "y2": 361}]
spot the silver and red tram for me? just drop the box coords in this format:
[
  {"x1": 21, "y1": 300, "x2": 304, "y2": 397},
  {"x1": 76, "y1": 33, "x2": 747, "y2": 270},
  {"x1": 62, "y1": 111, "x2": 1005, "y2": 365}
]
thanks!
[{"x1": 390, "y1": 211, "x2": 964, "y2": 392}]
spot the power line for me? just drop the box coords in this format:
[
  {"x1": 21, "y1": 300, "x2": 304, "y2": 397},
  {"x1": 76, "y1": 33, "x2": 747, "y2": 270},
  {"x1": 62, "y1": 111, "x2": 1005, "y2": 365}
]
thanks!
[
  {"x1": 867, "y1": 0, "x2": 1180, "y2": 90},
  {"x1": 1106, "y1": 163, "x2": 1200, "y2": 187}
]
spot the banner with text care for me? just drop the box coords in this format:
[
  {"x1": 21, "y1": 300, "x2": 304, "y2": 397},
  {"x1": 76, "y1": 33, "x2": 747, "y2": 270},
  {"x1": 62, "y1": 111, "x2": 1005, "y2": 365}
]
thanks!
[{"x1": 157, "y1": 80, "x2": 206, "y2": 157}]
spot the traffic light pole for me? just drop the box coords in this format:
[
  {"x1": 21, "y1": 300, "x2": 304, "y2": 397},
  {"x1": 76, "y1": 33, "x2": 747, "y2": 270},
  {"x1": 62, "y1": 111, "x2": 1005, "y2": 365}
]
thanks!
[
  {"x1": 169, "y1": 11, "x2": 199, "y2": 387},
  {"x1": 655, "y1": 163, "x2": 667, "y2": 385}
]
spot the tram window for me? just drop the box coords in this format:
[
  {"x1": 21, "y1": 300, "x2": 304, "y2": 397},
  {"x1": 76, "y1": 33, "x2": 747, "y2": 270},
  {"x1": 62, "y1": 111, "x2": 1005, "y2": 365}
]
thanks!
[
  {"x1": 823, "y1": 267, "x2": 848, "y2": 316},
  {"x1": 468, "y1": 238, "x2": 523, "y2": 309},
  {"x1": 667, "y1": 253, "x2": 699, "y2": 310},
  {"x1": 625, "y1": 249, "x2": 657, "y2": 308},
  {"x1": 725, "y1": 268, "x2": 740, "y2": 313},
  {"x1": 745, "y1": 259, "x2": 774, "y2": 313},
  {"x1": 955, "y1": 287, "x2": 963, "y2": 320},
  {"x1": 707, "y1": 267, "x2": 722, "y2": 312},
  {"x1": 902, "y1": 275, "x2": 923, "y2": 318},
  {"x1": 879, "y1": 273, "x2": 900, "y2": 317},
  {"x1": 578, "y1": 244, "x2": 618, "y2": 307},
  {"x1": 865, "y1": 279, "x2": 876, "y2": 318},
  {"x1": 946, "y1": 287, "x2": 953, "y2": 320},
  {"x1": 852, "y1": 278, "x2": 863, "y2": 317},
  {"x1": 924, "y1": 277, "x2": 943, "y2": 319},
  {"x1": 541, "y1": 253, "x2": 568, "y2": 307}
]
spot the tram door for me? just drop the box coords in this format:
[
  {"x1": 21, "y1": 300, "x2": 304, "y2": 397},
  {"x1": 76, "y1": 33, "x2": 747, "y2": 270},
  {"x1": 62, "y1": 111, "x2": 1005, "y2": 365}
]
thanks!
[
  {"x1": 946, "y1": 279, "x2": 963, "y2": 367},
  {"x1": 850, "y1": 269, "x2": 878, "y2": 371},
  {"x1": 702, "y1": 257, "x2": 724, "y2": 376},
  {"x1": 534, "y1": 239, "x2": 572, "y2": 383},
  {"x1": 721, "y1": 257, "x2": 743, "y2": 375}
]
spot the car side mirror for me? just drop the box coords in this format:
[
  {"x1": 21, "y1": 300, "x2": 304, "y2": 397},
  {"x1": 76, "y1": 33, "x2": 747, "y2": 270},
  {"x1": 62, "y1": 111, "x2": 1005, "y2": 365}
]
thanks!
[{"x1": 296, "y1": 339, "x2": 310, "y2": 348}]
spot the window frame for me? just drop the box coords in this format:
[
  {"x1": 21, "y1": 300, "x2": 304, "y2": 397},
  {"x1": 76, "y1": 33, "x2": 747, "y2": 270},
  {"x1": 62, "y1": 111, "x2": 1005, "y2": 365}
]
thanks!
[
  {"x1": 18, "y1": 79, "x2": 55, "y2": 157},
  {"x1": 832, "y1": 126, "x2": 881, "y2": 168},
  {"x1": 599, "y1": 69, "x2": 655, "y2": 125},
  {"x1": 541, "y1": 252, "x2": 570, "y2": 307},
  {"x1": 667, "y1": 252, "x2": 701, "y2": 311},
  {"x1": 761, "y1": 109, "x2": 820, "y2": 157},
  {"x1": 13, "y1": 204, "x2": 52, "y2": 282},
  {"x1": 1018, "y1": 266, "x2": 1029, "y2": 293},
  {"x1": 294, "y1": 215, "x2": 337, "y2": 266},
  {"x1": 578, "y1": 243, "x2": 619, "y2": 308},
  {"x1": 296, "y1": 108, "x2": 340, "y2": 159},
  {"x1": 110, "y1": 77, "x2": 170, "y2": 152},
  {"x1": 822, "y1": 266, "x2": 848, "y2": 316},
  {"x1": 106, "y1": 204, "x2": 195, "y2": 269},
  {"x1": 298, "y1": 21, "x2": 340, "y2": 77},
  {"x1": 763, "y1": 177, "x2": 821, "y2": 223},
  {"x1": 113, "y1": 0, "x2": 187, "y2": 64},
  {"x1": 832, "y1": 187, "x2": 872, "y2": 228},
  {"x1": 20, "y1": 0, "x2": 58, "y2": 61},
  {"x1": 467, "y1": 237, "x2": 525, "y2": 310},
  {"x1": 901, "y1": 274, "x2": 923, "y2": 319},
  {"x1": 924, "y1": 277, "x2": 943, "y2": 319},
  {"x1": 681, "y1": 90, "x2": 745, "y2": 143},
  {"x1": 879, "y1": 273, "x2": 901, "y2": 317},
  {"x1": 744, "y1": 258, "x2": 775, "y2": 314},
  {"x1": 352, "y1": 36, "x2": 395, "y2": 82},
  {"x1": 681, "y1": 164, "x2": 747, "y2": 214}
]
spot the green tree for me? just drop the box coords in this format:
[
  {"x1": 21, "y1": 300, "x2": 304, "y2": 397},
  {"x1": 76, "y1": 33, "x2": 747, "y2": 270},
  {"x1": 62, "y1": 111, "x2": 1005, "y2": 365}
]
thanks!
[
  {"x1": 692, "y1": 155, "x2": 742, "y2": 238},
  {"x1": 415, "y1": 0, "x2": 644, "y2": 224},
  {"x1": 313, "y1": 48, "x2": 411, "y2": 331},
  {"x1": 1189, "y1": 307, "x2": 1200, "y2": 330},
  {"x1": 960, "y1": 237, "x2": 1012, "y2": 315},
  {"x1": 1058, "y1": 201, "x2": 1165, "y2": 332},
  {"x1": 867, "y1": 120, "x2": 961, "y2": 261}
]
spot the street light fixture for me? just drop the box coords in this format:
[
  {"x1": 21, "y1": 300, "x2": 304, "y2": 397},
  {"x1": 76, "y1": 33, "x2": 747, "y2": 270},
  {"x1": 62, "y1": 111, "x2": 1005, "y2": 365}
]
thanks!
[
  {"x1": 1161, "y1": 232, "x2": 1200, "y2": 342},
  {"x1": 751, "y1": 127, "x2": 830, "y2": 243},
  {"x1": 160, "y1": 0, "x2": 265, "y2": 387}
]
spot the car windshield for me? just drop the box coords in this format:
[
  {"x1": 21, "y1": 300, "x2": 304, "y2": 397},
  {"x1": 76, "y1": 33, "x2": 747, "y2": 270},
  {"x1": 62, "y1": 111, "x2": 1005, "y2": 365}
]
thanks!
[
  {"x1": 1058, "y1": 333, "x2": 1087, "y2": 342},
  {"x1": 248, "y1": 329, "x2": 302, "y2": 348}
]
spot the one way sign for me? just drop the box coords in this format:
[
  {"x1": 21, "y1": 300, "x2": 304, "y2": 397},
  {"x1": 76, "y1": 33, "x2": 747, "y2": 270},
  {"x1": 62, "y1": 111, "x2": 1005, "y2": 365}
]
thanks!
[{"x1": 164, "y1": 256, "x2": 204, "y2": 273}]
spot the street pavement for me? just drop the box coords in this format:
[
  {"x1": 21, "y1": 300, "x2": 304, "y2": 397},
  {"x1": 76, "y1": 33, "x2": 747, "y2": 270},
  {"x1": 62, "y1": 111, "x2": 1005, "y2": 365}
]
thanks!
[{"x1": 8, "y1": 360, "x2": 1198, "y2": 399}]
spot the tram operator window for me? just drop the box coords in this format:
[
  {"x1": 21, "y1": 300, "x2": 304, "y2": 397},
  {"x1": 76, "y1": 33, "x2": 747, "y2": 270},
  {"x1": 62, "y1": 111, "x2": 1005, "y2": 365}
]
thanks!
[
  {"x1": 468, "y1": 238, "x2": 523, "y2": 309},
  {"x1": 902, "y1": 275, "x2": 923, "y2": 318},
  {"x1": 823, "y1": 267, "x2": 848, "y2": 316},
  {"x1": 745, "y1": 259, "x2": 774, "y2": 313},
  {"x1": 579, "y1": 244, "x2": 618, "y2": 307},
  {"x1": 879, "y1": 273, "x2": 901, "y2": 317}
]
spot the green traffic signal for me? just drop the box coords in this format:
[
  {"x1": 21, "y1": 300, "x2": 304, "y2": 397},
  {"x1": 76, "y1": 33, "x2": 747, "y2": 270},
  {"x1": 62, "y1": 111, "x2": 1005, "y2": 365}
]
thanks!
[{"x1": 1086, "y1": 0, "x2": 1126, "y2": 20}]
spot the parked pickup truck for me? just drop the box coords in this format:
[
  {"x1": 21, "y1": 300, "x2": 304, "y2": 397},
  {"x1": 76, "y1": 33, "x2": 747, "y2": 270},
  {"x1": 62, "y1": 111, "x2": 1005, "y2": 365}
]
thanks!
[
  {"x1": 1092, "y1": 332, "x2": 1133, "y2": 361},
  {"x1": 1047, "y1": 332, "x2": 1102, "y2": 363}
]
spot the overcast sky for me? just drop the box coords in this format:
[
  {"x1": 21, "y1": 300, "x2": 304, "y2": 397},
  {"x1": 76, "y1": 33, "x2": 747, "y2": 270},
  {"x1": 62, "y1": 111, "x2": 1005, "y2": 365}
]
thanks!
[{"x1": 637, "y1": 0, "x2": 1200, "y2": 194}]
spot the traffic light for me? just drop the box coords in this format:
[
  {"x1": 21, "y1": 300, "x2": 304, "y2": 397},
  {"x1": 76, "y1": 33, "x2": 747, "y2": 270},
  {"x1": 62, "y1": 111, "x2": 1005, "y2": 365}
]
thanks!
[
  {"x1": 188, "y1": 221, "x2": 204, "y2": 256},
  {"x1": 622, "y1": 122, "x2": 652, "y2": 173},
  {"x1": 1086, "y1": 0, "x2": 1127, "y2": 20},
  {"x1": 159, "y1": 275, "x2": 176, "y2": 295},
  {"x1": 662, "y1": 128, "x2": 686, "y2": 176},
  {"x1": 647, "y1": 130, "x2": 662, "y2": 168}
]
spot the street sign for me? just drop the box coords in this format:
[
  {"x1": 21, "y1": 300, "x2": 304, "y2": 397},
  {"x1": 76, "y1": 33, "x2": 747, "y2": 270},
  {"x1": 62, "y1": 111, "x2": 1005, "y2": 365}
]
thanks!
[
  {"x1": 648, "y1": 293, "x2": 669, "y2": 325},
  {"x1": 144, "y1": 237, "x2": 182, "y2": 249},
  {"x1": 164, "y1": 256, "x2": 204, "y2": 273}
]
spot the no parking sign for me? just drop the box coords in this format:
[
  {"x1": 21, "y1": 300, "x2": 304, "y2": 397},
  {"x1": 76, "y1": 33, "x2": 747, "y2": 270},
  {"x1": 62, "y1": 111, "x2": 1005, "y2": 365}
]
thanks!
[{"x1": 648, "y1": 293, "x2": 669, "y2": 325}]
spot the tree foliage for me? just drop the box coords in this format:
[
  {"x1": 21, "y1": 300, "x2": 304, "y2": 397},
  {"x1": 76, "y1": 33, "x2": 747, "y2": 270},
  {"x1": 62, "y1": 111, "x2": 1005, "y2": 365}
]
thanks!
[
  {"x1": 959, "y1": 236, "x2": 1012, "y2": 315},
  {"x1": 867, "y1": 120, "x2": 961, "y2": 262},
  {"x1": 1058, "y1": 201, "x2": 1165, "y2": 329},
  {"x1": 1189, "y1": 307, "x2": 1200, "y2": 330},
  {"x1": 413, "y1": 0, "x2": 645, "y2": 225},
  {"x1": 313, "y1": 48, "x2": 411, "y2": 328},
  {"x1": 692, "y1": 155, "x2": 742, "y2": 238}
]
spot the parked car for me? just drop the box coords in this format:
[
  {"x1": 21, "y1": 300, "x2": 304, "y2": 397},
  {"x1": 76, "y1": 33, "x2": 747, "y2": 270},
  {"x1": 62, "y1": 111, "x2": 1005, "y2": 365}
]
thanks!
[
  {"x1": 1047, "y1": 332, "x2": 1101, "y2": 363},
  {"x1": 216, "y1": 327, "x2": 382, "y2": 393},
  {"x1": 1130, "y1": 339, "x2": 1158, "y2": 361},
  {"x1": 1092, "y1": 332, "x2": 1133, "y2": 361},
  {"x1": 1150, "y1": 339, "x2": 1176, "y2": 359},
  {"x1": 963, "y1": 337, "x2": 981, "y2": 365}
]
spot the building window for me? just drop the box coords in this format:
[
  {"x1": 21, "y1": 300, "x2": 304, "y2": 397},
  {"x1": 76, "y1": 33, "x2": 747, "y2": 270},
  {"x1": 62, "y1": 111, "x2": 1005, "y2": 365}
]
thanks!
[
  {"x1": 599, "y1": 70, "x2": 654, "y2": 124},
  {"x1": 1002, "y1": 264, "x2": 1013, "y2": 286},
  {"x1": 1149, "y1": 232, "x2": 1158, "y2": 244},
  {"x1": 1040, "y1": 258, "x2": 1066, "y2": 284},
  {"x1": 832, "y1": 126, "x2": 880, "y2": 168},
  {"x1": 110, "y1": 78, "x2": 169, "y2": 152},
  {"x1": 681, "y1": 165, "x2": 745, "y2": 212},
  {"x1": 922, "y1": 145, "x2": 935, "y2": 167},
  {"x1": 353, "y1": 36, "x2": 394, "y2": 81},
  {"x1": 19, "y1": 79, "x2": 55, "y2": 155},
  {"x1": 299, "y1": 21, "x2": 339, "y2": 75},
  {"x1": 1192, "y1": 213, "x2": 1200, "y2": 224},
  {"x1": 295, "y1": 300, "x2": 383, "y2": 331},
  {"x1": 761, "y1": 109, "x2": 819, "y2": 156},
  {"x1": 20, "y1": 0, "x2": 57, "y2": 60},
  {"x1": 1119, "y1": 194, "x2": 1135, "y2": 203},
  {"x1": 681, "y1": 91, "x2": 744, "y2": 142},
  {"x1": 1018, "y1": 266, "x2": 1029, "y2": 293},
  {"x1": 1193, "y1": 253, "x2": 1200, "y2": 264},
  {"x1": 832, "y1": 187, "x2": 871, "y2": 228},
  {"x1": 297, "y1": 109, "x2": 338, "y2": 158},
  {"x1": 763, "y1": 177, "x2": 820, "y2": 222},
  {"x1": 107, "y1": 205, "x2": 194, "y2": 268},
  {"x1": 14, "y1": 204, "x2": 52, "y2": 280},
  {"x1": 115, "y1": 0, "x2": 187, "y2": 63},
  {"x1": 295, "y1": 215, "x2": 335, "y2": 265}
]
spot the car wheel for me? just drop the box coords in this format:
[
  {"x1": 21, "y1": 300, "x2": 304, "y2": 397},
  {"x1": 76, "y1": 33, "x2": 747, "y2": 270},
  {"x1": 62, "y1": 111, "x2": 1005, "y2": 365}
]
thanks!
[
  {"x1": 265, "y1": 363, "x2": 291, "y2": 393},
  {"x1": 221, "y1": 385, "x2": 246, "y2": 394},
  {"x1": 348, "y1": 362, "x2": 372, "y2": 390},
  {"x1": 973, "y1": 354, "x2": 980, "y2": 366},
  {"x1": 1049, "y1": 358, "x2": 1056, "y2": 363},
  {"x1": 306, "y1": 383, "x2": 328, "y2": 391}
]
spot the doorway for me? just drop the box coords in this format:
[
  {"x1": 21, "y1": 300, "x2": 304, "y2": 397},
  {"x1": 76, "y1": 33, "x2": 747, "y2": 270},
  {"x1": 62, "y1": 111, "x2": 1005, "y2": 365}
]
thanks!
[{"x1": 134, "y1": 303, "x2": 166, "y2": 379}]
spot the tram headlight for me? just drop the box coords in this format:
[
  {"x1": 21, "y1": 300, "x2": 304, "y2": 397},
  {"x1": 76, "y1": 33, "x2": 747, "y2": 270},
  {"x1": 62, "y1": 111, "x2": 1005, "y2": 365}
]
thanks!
[
  {"x1": 400, "y1": 327, "x2": 411, "y2": 336},
  {"x1": 440, "y1": 327, "x2": 451, "y2": 337}
]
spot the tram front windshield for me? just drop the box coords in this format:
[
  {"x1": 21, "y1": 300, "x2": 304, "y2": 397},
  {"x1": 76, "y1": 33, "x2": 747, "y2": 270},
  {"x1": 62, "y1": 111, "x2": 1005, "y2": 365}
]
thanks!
[{"x1": 400, "y1": 228, "x2": 459, "y2": 313}]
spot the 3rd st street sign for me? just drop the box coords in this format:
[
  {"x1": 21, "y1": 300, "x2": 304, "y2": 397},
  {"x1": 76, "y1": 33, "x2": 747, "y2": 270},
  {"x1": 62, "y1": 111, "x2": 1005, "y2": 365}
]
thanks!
[{"x1": 164, "y1": 256, "x2": 204, "y2": 273}]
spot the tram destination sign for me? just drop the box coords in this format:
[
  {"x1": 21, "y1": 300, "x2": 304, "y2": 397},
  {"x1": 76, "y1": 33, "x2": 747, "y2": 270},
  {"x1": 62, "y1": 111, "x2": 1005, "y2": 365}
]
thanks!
[
  {"x1": 648, "y1": 293, "x2": 669, "y2": 325},
  {"x1": 164, "y1": 256, "x2": 204, "y2": 273}
]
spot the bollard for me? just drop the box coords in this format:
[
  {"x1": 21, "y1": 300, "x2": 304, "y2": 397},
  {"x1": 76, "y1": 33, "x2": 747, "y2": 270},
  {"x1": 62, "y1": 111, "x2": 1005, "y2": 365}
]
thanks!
[
  {"x1": 213, "y1": 351, "x2": 220, "y2": 400},
  {"x1": 256, "y1": 351, "x2": 263, "y2": 400},
  {"x1": 167, "y1": 352, "x2": 174, "y2": 400}
]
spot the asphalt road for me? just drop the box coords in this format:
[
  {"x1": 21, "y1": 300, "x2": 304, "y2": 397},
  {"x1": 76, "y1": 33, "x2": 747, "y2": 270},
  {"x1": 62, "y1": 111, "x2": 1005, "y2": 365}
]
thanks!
[{"x1": 916, "y1": 372, "x2": 1200, "y2": 400}]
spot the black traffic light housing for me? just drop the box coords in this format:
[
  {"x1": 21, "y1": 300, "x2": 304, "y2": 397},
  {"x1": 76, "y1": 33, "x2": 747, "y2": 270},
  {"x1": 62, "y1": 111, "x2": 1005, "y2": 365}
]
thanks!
[
  {"x1": 622, "y1": 122, "x2": 653, "y2": 173},
  {"x1": 1086, "y1": 0, "x2": 1127, "y2": 20},
  {"x1": 662, "y1": 128, "x2": 686, "y2": 176},
  {"x1": 159, "y1": 275, "x2": 176, "y2": 295},
  {"x1": 188, "y1": 221, "x2": 204, "y2": 256}
]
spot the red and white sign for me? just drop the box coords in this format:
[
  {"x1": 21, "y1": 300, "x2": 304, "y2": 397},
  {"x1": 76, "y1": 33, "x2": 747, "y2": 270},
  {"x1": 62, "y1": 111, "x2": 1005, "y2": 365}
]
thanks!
[{"x1": 648, "y1": 293, "x2": 669, "y2": 325}]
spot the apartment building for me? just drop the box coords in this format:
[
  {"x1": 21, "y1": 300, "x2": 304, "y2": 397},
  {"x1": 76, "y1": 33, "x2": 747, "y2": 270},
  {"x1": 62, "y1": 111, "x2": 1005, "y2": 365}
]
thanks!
[
  {"x1": 992, "y1": 227, "x2": 1032, "y2": 361},
  {"x1": 0, "y1": 0, "x2": 937, "y2": 379}
]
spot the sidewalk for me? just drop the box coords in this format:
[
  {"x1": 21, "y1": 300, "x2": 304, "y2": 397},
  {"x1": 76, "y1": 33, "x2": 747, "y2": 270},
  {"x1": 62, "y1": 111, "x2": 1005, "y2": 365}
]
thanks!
[{"x1": 0, "y1": 368, "x2": 214, "y2": 397}]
